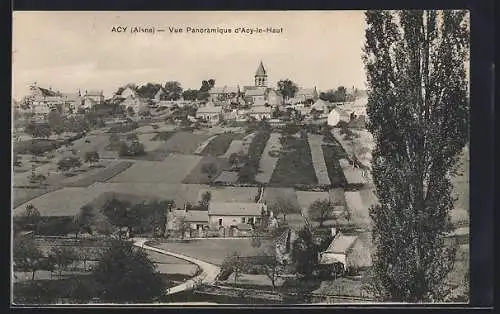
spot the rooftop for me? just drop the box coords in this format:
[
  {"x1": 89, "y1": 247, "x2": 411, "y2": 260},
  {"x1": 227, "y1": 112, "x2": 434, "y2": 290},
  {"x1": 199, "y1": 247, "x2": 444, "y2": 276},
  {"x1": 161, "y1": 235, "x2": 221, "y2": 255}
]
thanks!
[
  {"x1": 255, "y1": 61, "x2": 267, "y2": 77},
  {"x1": 323, "y1": 232, "x2": 358, "y2": 254}
]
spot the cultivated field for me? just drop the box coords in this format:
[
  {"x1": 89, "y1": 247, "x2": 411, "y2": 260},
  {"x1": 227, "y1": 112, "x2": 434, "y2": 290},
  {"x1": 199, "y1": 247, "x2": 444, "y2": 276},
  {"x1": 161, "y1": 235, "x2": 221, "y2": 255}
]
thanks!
[
  {"x1": 322, "y1": 144, "x2": 347, "y2": 187},
  {"x1": 151, "y1": 238, "x2": 269, "y2": 266},
  {"x1": 194, "y1": 135, "x2": 218, "y2": 154},
  {"x1": 222, "y1": 140, "x2": 245, "y2": 158},
  {"x1": 255, "y1": 132, "x2": 282, "y2": 184},
  {"x1": 108, "y1": 154, "x2": 202, "y2": 183},
  {"x1": 200, "y1": 133, "x2": 243, "y2": 157},
  {"x1": 270, "y1": 135, "x2": 318, "y2": 186},
  {"x1": 161, "y1": 131, "x2": 212, "y2": 155},
  {"x1": 307, "y1": 134, "x2": 331, "y2": 185}
]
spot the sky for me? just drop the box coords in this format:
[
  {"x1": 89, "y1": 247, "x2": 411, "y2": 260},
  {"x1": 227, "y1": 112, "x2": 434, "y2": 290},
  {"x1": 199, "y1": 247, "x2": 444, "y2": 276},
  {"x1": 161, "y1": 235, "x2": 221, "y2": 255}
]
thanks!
[{"x1": 12, "y1": 11, "x2": 368, "y2": 99}]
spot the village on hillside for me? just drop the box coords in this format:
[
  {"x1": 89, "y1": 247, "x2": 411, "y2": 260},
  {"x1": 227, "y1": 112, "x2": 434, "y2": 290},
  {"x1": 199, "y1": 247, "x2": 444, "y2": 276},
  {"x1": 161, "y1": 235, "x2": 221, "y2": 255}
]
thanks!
[{"x1": 12, "y1": 60, "x2": 470, "y2": 304}]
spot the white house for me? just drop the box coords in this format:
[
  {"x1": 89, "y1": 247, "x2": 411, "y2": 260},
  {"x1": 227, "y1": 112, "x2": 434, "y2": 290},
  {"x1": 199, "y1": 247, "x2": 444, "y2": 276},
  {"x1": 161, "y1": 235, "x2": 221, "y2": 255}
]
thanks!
[
  {"x1": 171, "y1": 209, "x2": 210, "y2": 231},
  {"x1": 248, "y1": 105, "x2": 273, "y2": 120},
  {"x1": 195, "y1": 102, "x2": 223, "y2": 124},
  {"x1": 327, "y1": 109, "x2": 341, "y2": 126},
  {"x1": 120, "y1": 87, "x2": 138, "y2": 99},
  {"x1": 244, "y1": 87, "x2": 267, "y2": 105},
  {"x1": 208, "y1": 202, "x2": 267, "y2": 228}
]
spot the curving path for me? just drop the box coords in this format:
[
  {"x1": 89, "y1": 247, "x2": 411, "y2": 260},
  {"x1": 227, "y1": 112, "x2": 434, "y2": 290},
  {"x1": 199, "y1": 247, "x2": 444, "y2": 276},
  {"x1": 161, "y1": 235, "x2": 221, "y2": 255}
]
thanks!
[{"x1": 132, "y1": 238, "x2": 221, "y2": 295}]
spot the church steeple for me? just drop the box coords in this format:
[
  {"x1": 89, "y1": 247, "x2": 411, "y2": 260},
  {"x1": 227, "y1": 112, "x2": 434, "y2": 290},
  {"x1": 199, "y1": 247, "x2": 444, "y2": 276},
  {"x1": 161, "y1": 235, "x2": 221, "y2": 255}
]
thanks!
[{"x1": 254, "y1": 61, "x2": 268, "y2": 87}]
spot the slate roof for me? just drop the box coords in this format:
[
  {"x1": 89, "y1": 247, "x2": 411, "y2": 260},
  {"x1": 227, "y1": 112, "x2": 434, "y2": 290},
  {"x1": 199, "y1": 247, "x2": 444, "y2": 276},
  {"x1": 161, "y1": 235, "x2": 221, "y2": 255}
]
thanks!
[
  {"x1": 255, "y1": 61, "x2": 267, "y2": 76},
  {"x1": 208, "y1": 202, "x2": 263, "y2": 216},
  {"x1": 174, "y1": 209, "x2": 209, "y2": 223}
]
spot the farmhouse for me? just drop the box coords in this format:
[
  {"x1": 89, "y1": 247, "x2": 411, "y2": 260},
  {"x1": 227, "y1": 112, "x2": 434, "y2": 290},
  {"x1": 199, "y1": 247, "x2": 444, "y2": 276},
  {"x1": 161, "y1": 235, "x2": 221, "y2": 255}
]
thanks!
[
  {"x1": 208, "y1": 202, "x2": 267, "y2": 228},
  {"x1": 168, "y1": 209, "x2": 210, "y2": 231}
]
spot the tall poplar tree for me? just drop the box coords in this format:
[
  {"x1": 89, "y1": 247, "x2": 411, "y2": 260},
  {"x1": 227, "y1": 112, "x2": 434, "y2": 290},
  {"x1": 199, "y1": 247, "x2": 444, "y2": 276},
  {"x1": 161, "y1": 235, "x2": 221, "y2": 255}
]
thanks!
[{"x1": 363, "y1": 10, "x2": 469, "y2": 302}]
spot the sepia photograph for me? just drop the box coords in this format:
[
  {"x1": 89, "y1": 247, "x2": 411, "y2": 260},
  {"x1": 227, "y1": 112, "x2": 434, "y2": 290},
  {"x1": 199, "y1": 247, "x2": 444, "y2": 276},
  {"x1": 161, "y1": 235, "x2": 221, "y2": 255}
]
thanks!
[{"x1": 11, "y1": 10, "x2": 470, "y2": 305}]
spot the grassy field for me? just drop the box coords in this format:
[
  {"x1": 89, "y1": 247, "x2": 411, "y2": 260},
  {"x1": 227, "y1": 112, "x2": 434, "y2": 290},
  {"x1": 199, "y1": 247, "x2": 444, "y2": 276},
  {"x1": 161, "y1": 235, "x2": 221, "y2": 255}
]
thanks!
[
  {"x1": 200, "y1": 133, "x2": 243, "y2": 157},
  {"x1": 151, "y1": 239, "x2": 270, "y2": 266},
  {"x1": 13, "y1": 187, "x2": 99, "y2": 217},
  {"x1": 151, "y1": 131, "x2": 176, "y2": 142},
  {"x1": 255, "y1": 132, "x2": 282, "y2": 184},
  {"x1": 12, "y1": 186, "x2": 60, "y2": 208},
  {"x1": 182, "y1": 156, "x2": 230, "y2": 184},
  {"x1": 270, "y1": 135, "x2": 318, "y2": 186},
  {"x1": 64, "y1": 161, "x2": 133, "y2": 187},
  {"x1": 108, "y1": 154, "x2": 202, "y2": 183},
  {"x1": 307, "y1": 134, "x2": 331, "y2": 185}
]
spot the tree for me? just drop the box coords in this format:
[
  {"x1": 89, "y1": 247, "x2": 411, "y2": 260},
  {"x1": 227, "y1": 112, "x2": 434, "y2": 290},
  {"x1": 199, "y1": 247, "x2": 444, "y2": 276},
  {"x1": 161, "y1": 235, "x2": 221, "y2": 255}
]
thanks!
[
  {"x1": 84, "y1": 151, "x2": 100, "y2": 167},
  {"x1": 13, "y1": 236, "x2": 45, "y2": 280},
  {"x1": 258, "y1": 246, "x2": 285, "y2": 290},
  {"x1": 308, "y1": 199, "x2": 333, "y2": 227},
  {"x1": 91, "y1": 240, "x2": 165, "y2": 302},
  {"x1": 102, "y1": 198, "x2": 132, "y2": 236},
  {"x1": 198, "y1": 191, "x2": 212, "y2": 210},
  {"x1": 25, "y1": 122, "x2": 51, "y2": 138},
  {"x1": 182, "y1": 89, "x2": 199, "y2": 101},
  {"x1": 21, "y1": 203, "x2": 41, "y2": 232},
  {"x1": 363, "y1": 10, "x2": 469, "y2": 302},
  {"x1": 277, "y1": 79, "x2": 299, "y2": 104},
  {"x1": 268, "y1": 196, "x2": 300, "y2": 222},
  {"x1": 222, "y1": 251, "x2": 244, "y2": 284},
  {"x1": 291, "y1": 227, "x2": 318, "y2": 279},
  {"x1": 136, "y1": 83, "x2": 163, "y2": 99},
  {"x1": 177, "y1": 216, "x2": 191, "y2": 240},
  {"x1": 201, "y1": 162, "x2": 218, "y2": 180},
  {"x1": 48, "y1": 110, "x2": 65, "y2": 135},
  {"x1": 57, "y1": 156, "x2": 82, "y2": 174},
  {"x1": 74, "y1": 205, "x2": 95, "y2": 239},
  {"x1": 164, "y1": 81, "x2": 183, "y2": 100},
  {"x1": 49, "y1": 246, "x2": 78, "y2": 278}
]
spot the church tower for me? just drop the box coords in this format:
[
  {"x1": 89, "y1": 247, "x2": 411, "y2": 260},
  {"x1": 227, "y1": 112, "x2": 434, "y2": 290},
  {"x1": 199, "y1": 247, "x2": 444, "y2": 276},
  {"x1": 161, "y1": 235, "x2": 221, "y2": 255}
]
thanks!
[{"x1": 254, "y1": 61, "x2": 268, "y2": 87}]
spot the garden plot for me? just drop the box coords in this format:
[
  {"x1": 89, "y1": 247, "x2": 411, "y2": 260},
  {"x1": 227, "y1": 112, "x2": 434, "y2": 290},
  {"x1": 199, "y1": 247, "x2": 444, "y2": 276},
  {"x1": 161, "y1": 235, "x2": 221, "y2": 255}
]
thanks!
[
  {"x1": 262, "y1": 187, "x2": 299, "y2": 209},
  {"x1": 270, "y1": 135, "x2": 318, "y2": 186},
  {"x1": 13, "y1": 187, "x2": 98, "y2": 217},
  {"x1": 63, "y1": 161, "x2": 133, "y2": 187},
  {"x1": 161, "y1": 131, "x2": 212, "y2": 155},
  {"x1": 182, "y1": 156, "x2": 230, "y2": 184},
  {"x1": 213, "y1": 171, "x2": 239, "y2": 184},
  {"x1": 322, "y1": 144, "x2": 347, "y2": 187},
  {"x1": 307, "y1": 134, "x2": 331, "y2": 185},
  {"x1": 108, "y1": 154, "x2": 202, "y2": 183},
  {"x1": 255, "y1": 133, "x2": 282, "y2": 184},
  {"x1": 194, "y1": 135, "x2": 218, "y2": 154},
  {"x1": 134, "y1": 123, "x2": 177, "y2": 134},
  {"x1": 338, "y1": 159, "x2": 367, "y2": 185},
  {"x1": 222, "y1": 140, "x2": 245, "y2": 158},
  {"x1": 297, "y1": 191, "x2": 331, "y2": 214},
  {"x1": 332, "y1": 128, "x2": 374, "y2": 168},
  {"x1": 200, "y1": 133, "x2": 243, "y2": 157}
]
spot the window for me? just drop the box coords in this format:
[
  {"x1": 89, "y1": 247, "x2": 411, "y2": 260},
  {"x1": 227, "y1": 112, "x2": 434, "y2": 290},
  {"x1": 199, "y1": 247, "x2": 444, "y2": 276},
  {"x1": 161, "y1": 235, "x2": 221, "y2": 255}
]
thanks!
[
  {"x1": 248, "y1": 217, "x2": 254, "y2": 224},
  {"x1": 218, "y1": 218, "x2": 223, "y2": 226},
  {"x1": 241, "y1": 217, "x2": 246, "y2": 223}
]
